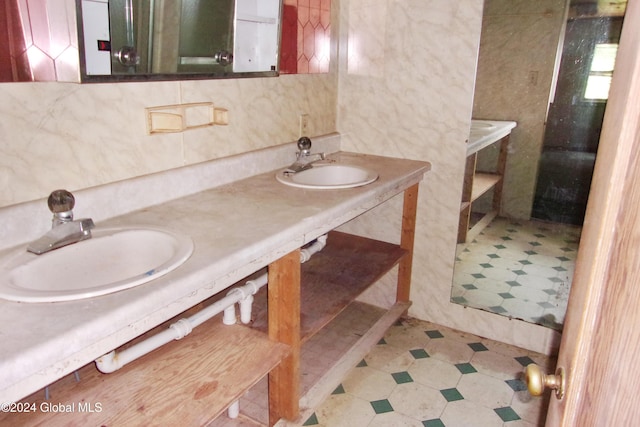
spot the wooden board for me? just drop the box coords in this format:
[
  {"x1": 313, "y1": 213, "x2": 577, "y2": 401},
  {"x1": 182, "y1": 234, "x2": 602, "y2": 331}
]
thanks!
[
  {"x1": 2, "y1": 319, "x2": 289, "y2": 427},
  {"x1": 296, "y1": 301, "x2": 411, "y2": 423},
  {"x1": 267, "y1": 249, "x2": 301, "y2": 424},
  {"x1": 250, "y1": 231, "x2": 407, "y2": 342},
  {"x1": 470, "y1": 172, "x2": 501, "y2": 202}
]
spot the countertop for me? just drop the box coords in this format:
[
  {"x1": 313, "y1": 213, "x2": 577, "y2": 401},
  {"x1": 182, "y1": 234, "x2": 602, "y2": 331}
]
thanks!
[
  {"x1": 0, "y1": 136, "x2": 430, "y2": 402},
  {"x1": 467, "y1": 120, "x2": 517, "y2": 155}
]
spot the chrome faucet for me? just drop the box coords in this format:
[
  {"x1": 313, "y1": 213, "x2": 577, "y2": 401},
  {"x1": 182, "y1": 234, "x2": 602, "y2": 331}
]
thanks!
[
  {"x1": 286, "y1": 136, "x2": 326, "y2": 173},
  {"x1": 27, "y1": 190, "x2": 95, "y2": 255}
]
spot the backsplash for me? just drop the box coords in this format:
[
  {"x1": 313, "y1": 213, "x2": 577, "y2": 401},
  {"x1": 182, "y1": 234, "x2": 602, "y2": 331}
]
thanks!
[{"x1": 0, "y1": 133, "x2": 341, "y2": 251}]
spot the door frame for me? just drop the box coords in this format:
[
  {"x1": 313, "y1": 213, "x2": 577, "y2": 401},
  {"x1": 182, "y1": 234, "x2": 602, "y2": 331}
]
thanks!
[{"x1": 546, "y1": 0, "x2": 640, "y2": 424}]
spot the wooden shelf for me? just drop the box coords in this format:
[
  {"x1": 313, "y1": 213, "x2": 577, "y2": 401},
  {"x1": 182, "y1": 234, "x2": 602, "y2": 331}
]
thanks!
[
  {"x1": 249, "y1": 231, "x2": 407, "y2": 343},
  {"x1": 471, "y1": 172, "x2": 501, "y2": 202},
  {"x1": 458, "y1": 135, "x2": 510, "y2": 243},
  {"x1": 296, "y1": 301, "x2": 410, "y2": 420},
  {"x1": 4, "y1": 317, "x2": 289, "y2": 427}
]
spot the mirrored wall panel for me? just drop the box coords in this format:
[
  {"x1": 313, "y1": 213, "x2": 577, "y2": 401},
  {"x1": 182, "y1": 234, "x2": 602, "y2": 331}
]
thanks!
[{"x1": 452, "y1": 0, "x2": 627, "y2": 331}]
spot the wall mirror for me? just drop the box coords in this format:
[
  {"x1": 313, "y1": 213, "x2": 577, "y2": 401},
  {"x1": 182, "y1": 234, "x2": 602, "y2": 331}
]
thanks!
[
  {"x1": 80, "y1": 0, "x2": 282, "y2": 81},
  {"x1": 0, "y1": 0, "x2": 329, "y2": 83},
  {"x1": 452, "y1": 0, "x2": 627, "y2": 331}
]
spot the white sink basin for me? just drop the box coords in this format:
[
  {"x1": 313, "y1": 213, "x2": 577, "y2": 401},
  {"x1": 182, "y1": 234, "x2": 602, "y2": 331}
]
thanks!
[
  {"x1": 276, "y1": 164, "x2": 378, "y2": 189},
  {"x1": 471, "y1": 120, "x2": 497, "y2": 131},
  {"x1": 0, "y1": 226, "x2": 194, "y2": 303}
]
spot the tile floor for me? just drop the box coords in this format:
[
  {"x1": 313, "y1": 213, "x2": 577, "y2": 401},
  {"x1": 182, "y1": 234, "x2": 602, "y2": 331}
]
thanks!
[
  {"x1": 304, "y1": 317, "x2": 554, "y2": 427},
  {"x1": 451, "y1": 217, "x2": 581, "y2": 330}
]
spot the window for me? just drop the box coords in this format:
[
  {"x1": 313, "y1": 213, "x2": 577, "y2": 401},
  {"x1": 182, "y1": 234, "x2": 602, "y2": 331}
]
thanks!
[{"x1": 584, "y1": 43, "x2": 619, "y2": 100}]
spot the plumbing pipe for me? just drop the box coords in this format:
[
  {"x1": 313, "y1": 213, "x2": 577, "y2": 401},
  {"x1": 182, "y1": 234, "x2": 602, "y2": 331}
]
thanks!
[
  {"x1": 238, "y1": 274, "x2": 265, "y2": 323},
  {"x1": 239, "y1": 294, "x2": 254, "y2": 324},
  {"x1": 227, "y1": 400, "x2": 240, "y2": 419},
  {"x1": 95, "y1": 234, "x2": 328, "y2": 373},
  {"x1": 300, "y1": 234, "x2": 328, "y2": 263},
  {"x1": 222, "y1": 275, "x2": 264, "y2": 325},
  {"x1": 223, "y1": 304, "x2": 237, "y2": 325},
  {"x1": 95, "y1": 287, "x2": 258, "y2": 373}
]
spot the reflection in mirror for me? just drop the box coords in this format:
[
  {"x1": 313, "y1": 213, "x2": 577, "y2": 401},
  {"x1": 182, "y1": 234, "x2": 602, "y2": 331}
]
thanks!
[
  {"x1": 80, "y1": 0, "x2": 282, "y2": 81},
  {"x1": 452, "y1": 0, "x2": 626, "y2": 331},
  {"x1": 103, "y1": 0, "x2": 237, "y2": 75},
  {"x1": 0, "y1": 1, "x2": 79, "y2": 82},
  {"x1": 279, "y1": 0, "x2": 331, "y2": 74},
  {"x1": 0, "y1": 0, "x2": 330, "y2": 83}
]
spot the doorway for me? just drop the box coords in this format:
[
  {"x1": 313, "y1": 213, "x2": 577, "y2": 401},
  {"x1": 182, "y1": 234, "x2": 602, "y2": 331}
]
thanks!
[{"x1": 532, "y1": 13, "x2": 624, "y2": 225}]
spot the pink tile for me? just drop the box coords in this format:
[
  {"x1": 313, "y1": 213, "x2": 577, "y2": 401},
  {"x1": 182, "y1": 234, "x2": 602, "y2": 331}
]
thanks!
[
  {"x1": 297, "y1": 4, "x2": 310, "y2": 23},
  {"x1": 302, "y1": 22, "x2": 316, "y2": 59},
  {"x1": 26, "y1": 45, "x2": 56, "y2": 81},
  {"x1": 297, "y1": 55, "x2": 309, "y2": 73},
  {"x1": 320, "y1": 8, "x2": 331, "y2": 29},
  {"x1": 308, "y1": 4, "x2": 321, "y2": 27}
]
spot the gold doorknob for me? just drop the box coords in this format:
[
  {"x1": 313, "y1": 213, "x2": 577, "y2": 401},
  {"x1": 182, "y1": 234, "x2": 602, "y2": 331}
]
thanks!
[{"x1": 524, "y1": 364, "x2": 565, "y2": 399}]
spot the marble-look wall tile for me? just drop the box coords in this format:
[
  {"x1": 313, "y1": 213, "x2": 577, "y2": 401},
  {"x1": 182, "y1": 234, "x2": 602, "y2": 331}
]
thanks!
[
  {"x1": 0, "y1": 82, "x2": 181, "y2": 206},
  {"x1": 337, "y1": 0, "x2": 560, "y2": 353},
  {"x1": 180, "y1": 74, "x2": 337, "y2": 163},
  {"x1": 0, "y1": 72, "x2": 337, "y2": 207}
]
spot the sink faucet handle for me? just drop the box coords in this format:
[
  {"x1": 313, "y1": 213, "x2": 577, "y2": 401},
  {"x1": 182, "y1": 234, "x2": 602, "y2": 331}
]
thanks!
[
  {"x1": 297, "y1": 136, "x2": 312, "y2": 154},
  {"x1": 48, "y1": 189, "x2": 75, "y2": 213}
]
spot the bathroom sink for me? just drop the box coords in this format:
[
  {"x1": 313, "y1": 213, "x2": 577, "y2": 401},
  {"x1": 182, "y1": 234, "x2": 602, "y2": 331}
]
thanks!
[
  {"x1": 470, "y1": 120, "x2": 497, "y2": 137},
  {"x1": 471, "y1": 120, "x2": 497, "y2": 131},
  {"x1": 276, "y1": 163, "x2": 378, "y2": 189},
  {"x1": 0, "y1": 226, "x2": 194, "y2": 303}
]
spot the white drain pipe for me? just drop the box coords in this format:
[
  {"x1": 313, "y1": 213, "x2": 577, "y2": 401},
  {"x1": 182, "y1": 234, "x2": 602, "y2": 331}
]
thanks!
[
  {"x1": 300, "y1": 234, "x2": 327, "y2": 263},
  {"x1": 95, "y1": 283, "x2": 259, "y2": 373},
  {"x1": 95, "y1": 234, "x2": 328, "y2": 374},
  {"x1": 227, "y1": 400, "x2": 240, "y2": 419},
  {"x1": 219, "y1": 235, "x2": 328, "y2": 323}
]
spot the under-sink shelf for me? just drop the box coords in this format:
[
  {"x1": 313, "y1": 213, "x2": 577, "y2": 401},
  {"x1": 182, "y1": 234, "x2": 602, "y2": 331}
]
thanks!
[
  {"x1": 3, "y1": 315, "x2": 289, "y2": 427},
  {"x1": 470, "y1": 172, "x2": 502, "y2": 202},
  {"x1": 249, "y1": 231, "x2": 407, "y2": 343},
  {"x1": 212, "y1": 300, "x2": 410, "y2": 426},
  {"x1": 458, "y1": 134, "x2": 510, "y2": 243}
]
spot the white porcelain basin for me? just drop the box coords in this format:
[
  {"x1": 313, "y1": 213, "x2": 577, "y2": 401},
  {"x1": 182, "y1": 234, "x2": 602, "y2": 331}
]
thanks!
[
  {"x1": 0, "y1": 226, "x2": 194, "y2": 303},
  {"x1": 276, "y1": 164, "x2": 378, "y2": 189},
  {"x1": 471, "y1": 120, "x2": 497, "y2": 131}
]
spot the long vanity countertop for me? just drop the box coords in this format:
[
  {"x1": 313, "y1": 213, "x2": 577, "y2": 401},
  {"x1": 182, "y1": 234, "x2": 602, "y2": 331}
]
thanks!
[
  {"x1": 467, "y1": 120, "x2": 517, "y2": 155},
  {"x1": 0, "y1": 150, "x2": 430, "y2": 402}
]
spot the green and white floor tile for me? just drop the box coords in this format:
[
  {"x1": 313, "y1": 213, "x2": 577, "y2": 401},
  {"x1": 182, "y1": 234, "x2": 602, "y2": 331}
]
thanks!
[
  {"x1": 452, "y1": 217, "x2": 581, "y2": 330},
  {"x1": 304, "y1": 318, "x2": 553, "y2": 427}
]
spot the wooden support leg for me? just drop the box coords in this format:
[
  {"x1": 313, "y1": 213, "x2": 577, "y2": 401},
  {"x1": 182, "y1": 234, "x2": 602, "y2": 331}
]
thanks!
[
  {"x1": 397, "y1": 184, "x2": 419, "y2": 303},
  {"x1": 458, "y1": 154, "x2": 477, "y2": 243},
  {"x1": 492, "y1": 135, "x2": 509, "y2": 214},
  {"x1": 267, "y1": 249, "x2": 301, "y2": 426}
]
